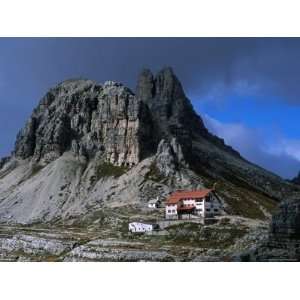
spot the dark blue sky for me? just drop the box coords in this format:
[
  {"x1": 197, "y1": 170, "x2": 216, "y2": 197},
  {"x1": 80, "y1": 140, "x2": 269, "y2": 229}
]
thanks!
[{"x1": 1, "y1": 38, "x2": 300, "y2": 178}]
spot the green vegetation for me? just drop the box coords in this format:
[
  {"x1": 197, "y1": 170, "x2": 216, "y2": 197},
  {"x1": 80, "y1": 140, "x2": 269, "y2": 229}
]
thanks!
[
  {"x1": 145, "y1": 163, "x2": 165, "y2": 182},
  {"x1": 123, "y1": 219, "x2": 248, "y2": 252},
  {"x1": 32, "y1": 164, "x2": 44, "y2": 174},
  {"x1": 28, "y1": 164, "x2": 44, "y2": 179},
  {"x1": 257, "y1": 193, "x2": 278, "y2": 213},
  {"x1": 164, "y1": 222, "x2": 247, "y2": 249},
  {"x1": 94, "y1": 162, "x2": 128, "y2": 181},
  {"x1": 224, "y1": 194, "x2": 266, "y2": 220},
  {"x1": 190, "y1": 159, "x2": 279, "y2": 220},
  {"x1": 217, "y1": 181, "x2": 278, "y2": 220}
]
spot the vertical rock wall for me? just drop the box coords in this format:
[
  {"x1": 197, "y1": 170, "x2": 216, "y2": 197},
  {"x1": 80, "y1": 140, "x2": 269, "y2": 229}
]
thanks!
[{"x1": 14, "y1": 79, "x2": 153, "y2": 167}]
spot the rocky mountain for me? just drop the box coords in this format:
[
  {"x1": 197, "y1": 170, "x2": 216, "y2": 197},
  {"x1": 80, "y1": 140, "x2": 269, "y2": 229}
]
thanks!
[
  {"x1": 233, "y1": 193, "x2": 300, "y2": 261},
  {"x1": 291, "y1": 172, "x2": 300, "y2": 185},
  {"x1": 0, "y1": 67, "x2": 299, "y2": 225}
]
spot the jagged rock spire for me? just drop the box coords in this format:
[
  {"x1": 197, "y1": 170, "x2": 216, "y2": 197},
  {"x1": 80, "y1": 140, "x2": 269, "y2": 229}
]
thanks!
[
  {"x1": 136, "y1": 67, "x2": 208, "y2": 162},
  {"x1": 154, "y1": 67, "x2": 186, "y2": 100},
  {"x1": 13, "y1": 67, "x2": 206, "y2": 167},
  {"x1": 155, "y1": 138, "x2": 187, "y2": 177},
  {"x1": 136, "y1": 68, "x2": 155, "y2": 101},
  {"x1": 12, "y1": 67, "x2": 226, "y2": 169},
  {"x1": 14, "y1": 79, "x2": 153, "y2": 166},
  {"x1": 136, "y1": 67, "x2": 186, "y2": 107}
]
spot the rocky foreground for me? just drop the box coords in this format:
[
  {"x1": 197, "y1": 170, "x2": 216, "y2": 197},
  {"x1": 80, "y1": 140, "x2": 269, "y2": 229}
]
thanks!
[{"x1": 0, "y1": 209, "x2": 269, "y2": 262}]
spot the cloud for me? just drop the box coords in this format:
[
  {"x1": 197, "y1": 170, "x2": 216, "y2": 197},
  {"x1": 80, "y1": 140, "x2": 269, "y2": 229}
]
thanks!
[
  {"x1": 164, "y1": 38, "x2": 300, "y2": 104},
  {"x1": 203, "y1": 114, "x2": 300, "y2": 179},
  {"x1": 1, "y1": 38, "x2": 300, "y2": 176},
  {"x1": 267, "y1": 139, "x2": 300, "y2": 162},
  {"x1": 203, "y1": 114, "x2": 257, "y2": 146}
]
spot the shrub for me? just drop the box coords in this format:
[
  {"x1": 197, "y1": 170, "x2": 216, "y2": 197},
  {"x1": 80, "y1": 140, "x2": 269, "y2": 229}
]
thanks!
[{"x1": 145, "y1": 163, "x2": 165, "y2": 182}]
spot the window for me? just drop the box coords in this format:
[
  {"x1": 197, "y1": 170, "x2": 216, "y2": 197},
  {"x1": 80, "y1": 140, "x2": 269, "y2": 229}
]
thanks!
[
  {"x1": 167, "y1": 210, "x2": 171, "y2": 214},
  {"x1": 214, "y1": 209, "x2": 218, "y2": 212},
  {"x1": 206, "y1": 209, "x2": 210, "y2": 212}
]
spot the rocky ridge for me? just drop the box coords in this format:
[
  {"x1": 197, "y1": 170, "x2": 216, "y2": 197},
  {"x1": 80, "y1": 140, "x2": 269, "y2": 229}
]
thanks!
[
  {"x1": 0, "y1": 67, "x2": 299, "y2": 225},
  {"x1": 291, "y1": 172, "x2": 300, "y2": 185},
  {"x1": 243, "y1": 195, "x2": 300, "y2": 261},
  {"x1": 14, "y1": 79, "x2": 153, "y2": 166}
]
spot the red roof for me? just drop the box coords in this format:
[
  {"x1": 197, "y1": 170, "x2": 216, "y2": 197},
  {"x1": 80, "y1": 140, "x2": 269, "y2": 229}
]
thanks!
[{"x1": 166, "y1": 189, "x2": 212, "y2": 205}]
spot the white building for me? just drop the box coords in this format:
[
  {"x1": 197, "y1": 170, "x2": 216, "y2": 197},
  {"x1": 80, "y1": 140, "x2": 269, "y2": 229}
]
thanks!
[
  {"x1": 165, "y1": 189, "x2": 221, "y2": 220},
  {"x1": 128, "y1": 222, "x2": 154, "y2": 233},
  {"x1": 147, "y1": 197, "x2": 161, "y2": 209}
]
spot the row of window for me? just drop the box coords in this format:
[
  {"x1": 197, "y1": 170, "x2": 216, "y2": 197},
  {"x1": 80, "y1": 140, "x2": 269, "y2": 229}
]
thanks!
[
  {"x1": 181, "y1": 199, "x2": 211, "y2": 204},
  {"x1": 167, "y1": 208, "x2": 219, "y2": 213},
  {"x1": 182, "y1": 202, "x2": 218, "y2": 206},
  {"x1": 181, "y1": 203, "x2": 195, "y2": 207}
]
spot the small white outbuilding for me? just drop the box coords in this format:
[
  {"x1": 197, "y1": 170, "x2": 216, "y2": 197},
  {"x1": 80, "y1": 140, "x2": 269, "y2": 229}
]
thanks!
[
  {"x1": 147, "y1": 197, "x2": 161, "y2": 209},
  {"x1": 128, "y1": 222, "x2": 153, "y2": 233}
]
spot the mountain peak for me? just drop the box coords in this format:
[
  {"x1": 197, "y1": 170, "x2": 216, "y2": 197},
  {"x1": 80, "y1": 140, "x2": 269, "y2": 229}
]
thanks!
[
  {"x1": 136, "y1": 68, "x2": 155, "y2": 101},
  {"x1": 156, "y1": 66, "x2": 175, "y2": 78},
  {"x1": 12, "y1": 67, "x2": 227, "y2": 167},
  {"x1": 0, "y1": 66, "x2": 297, "y2": 226},
  {"x1": 154, "y1": 67, "x2": 185, "y2": 99},
  {"x1": 14, "y1": 75, "x2": 152, "y2": 165}
]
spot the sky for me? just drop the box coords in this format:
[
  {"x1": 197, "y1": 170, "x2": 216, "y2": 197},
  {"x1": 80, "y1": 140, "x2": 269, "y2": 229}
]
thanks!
[{"x1": 1, "y1": 38, "x2": 300, "y2": 179}]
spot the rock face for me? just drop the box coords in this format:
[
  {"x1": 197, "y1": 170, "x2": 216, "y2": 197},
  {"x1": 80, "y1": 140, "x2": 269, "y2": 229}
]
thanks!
[
  {"x1": 0, "y1": 157, "x2": 10, "y2": 170},
  {"x1": 270, "y1": 195, "x2": 300, "y2": 239},
  {"x1": 233, "y1": 195, "x2": 300, "y2": 261},
  {"x1": 14, "y1": 79, "x2": 153, "y2": 167},
  {"x1": 14, "y1": 68, "x2": 212, "y2": 167},
  {"x1": 155, "y1": 138, "x2": 186, "y2": 177},
  {"x1": 291, "y1": 172, "x2": 300, "y2": 185},
  {"x1": 136, "y1": 68, "x2": 207, "y2": 159},
  {"x1": 0, "y1": 67, "x2": 299, "y2": 224}
]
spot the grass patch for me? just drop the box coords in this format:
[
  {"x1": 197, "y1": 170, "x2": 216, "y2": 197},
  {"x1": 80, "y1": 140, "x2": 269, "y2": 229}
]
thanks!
[
  {"x1": 30, "y1": 164, "x2": 44, "y2": 178},
  {"x1": 145, "y1": 163, "x2": 165, "y2": 182},
  {"x1": 223, "y1": 194, "x2": 266, "y2": 220},
  {"x1": 165, "y1": 223, "x2": 247, "y2": 249},
  {"x1": 189, "y1": 155, "x2": 279, "y2": 220},
  {"x1": 93, "y1": 162, "x2": 128, "y2": 182},
  {"x1": 215, "y1": 181, "x2": 277, "y2": 220}
]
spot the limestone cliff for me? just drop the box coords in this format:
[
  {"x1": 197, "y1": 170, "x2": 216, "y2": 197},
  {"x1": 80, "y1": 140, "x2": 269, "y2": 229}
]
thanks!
[
  {"x1": 14, "y1": 79, "x2": 153, "y2": 167},
  {"x1": 0, "y1": 67, "x2": 299, "y2": 224}
]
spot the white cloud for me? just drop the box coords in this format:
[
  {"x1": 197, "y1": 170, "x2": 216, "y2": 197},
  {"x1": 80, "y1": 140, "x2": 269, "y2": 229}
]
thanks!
[
  {"x1": 196, "y1": 79, "x2": 261, "y2": 109},
  {"x1": 203, "y1": 114, "x2": 251, "y2": 143},
  {"x1": 232, "y1": 79, "x2": 260, "y2": 96},
  {"x1": 267, "y1": 139, "x2": 300, "y2": 162},
  {"x1": 202, "y1": 114, "x2": 300, "y2": 179}
]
